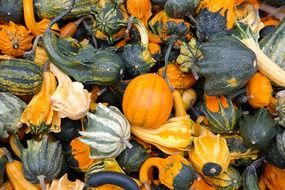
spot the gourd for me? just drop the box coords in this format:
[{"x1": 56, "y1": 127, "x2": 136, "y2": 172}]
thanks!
[
  {"x1": 122, "y1": 73, "x2": 173, "y2": 129},
  {"x1": 22, "y1": 136, "x2": 64, "y2": 189},
  {"x1": 262, "y1": 163, "x2": 285, "y2": 190},
  {"x1": 276, "y1": 91, "x2": 285, "y2": 127},
  {"x1": 239, "y1": 109, "x2": 279, "y2": 150},
  {"x1": 0, "y1": 59, "x2": 43, "y2": 96},
  {"x1": 164, "y1": 0, "x2": 200, "y2": 19},
  {"x1": 190, "y1": 177, "x2": 216, "y2": 190},
  {"x1": 126, "y1": 0, "x2": 152, "y2": 26},
  {"x1": 21, "y1": 69, "x2": 61, "y2": 136},
  {"x1": 79, "y1": 103, "x2": 132, "y2": 159},
  {"x1": 139, "y1": 154, "x2": 197, "y2": 190},
  {"x1": 3, "y1": 148, "x2": 40, "y2": 190},
  {"x1": 181, "y1": 88, "x2": 197, "y2": 110},
  {"x1": 46, "y1": 173, "x2": 85, "y2": 190},
  {"x1": 246, "y1": 72, "x2": 273, "y2": 108},
  {"x1": 0, "y1": 92, "x2": 26, "y2": 138},
  {"x1": 0, "y1": 21, "x2": 33, "y2": 57},
  {"x1": 276, "y1": 130, "x2": 285, "y2": 159},
  {"x1": 116, "y1": 140, "x2": 150, "y2": 174},
  {"x1": 0, "y1": 148, "x2": 7, "y2": 185},
  {"x1": 242, "y1": 158, "x2": 264, "y2": 190},
  {"x1": 265, "y1": 140, "x2": 285, "y2": 169},
  {"x1": 201, "y1": 95, "x2": 239, "y2": 134},
  {"x1": 0, "y1": 0, "x2": 23, "y2": 24},
  {"x1": 188, "y1": 132, "x2": 231, "y2": 177}
]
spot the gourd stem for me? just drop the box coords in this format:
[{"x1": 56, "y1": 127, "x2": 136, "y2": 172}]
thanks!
[
  {"x1": 83, "y1": 20, "x2": 98, "y2": 49},
  {"x1": 2, "y1": 148, "x2": 13, "y2": 163},
  {"x1": 47, "y1": 0, "x2": 76, "y2": 30},
  {"x1": 37, "y1": 175, "x2": 46, "y2": 190},
  {"x1": 23, "y1": 35, "x2": 42, "y2": 60},
  {"x1": 121, "y1": 138, "x2": 133, "y2": 149},
  {"x1": 163, "y1": 36, "x2": 176, "y2": 92}
]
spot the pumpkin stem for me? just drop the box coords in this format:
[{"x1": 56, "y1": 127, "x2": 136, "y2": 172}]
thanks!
[
  {"x1": 23, "y1": 35, "x2": 42, "y2": 60},
  {"x1": 2, "y1": 147, "x2": 13, "y2": 163},
  {"x1": 82, "y1": 20, "x2": 98, "y2": 49},
  {"x1": 37, "y1": 175, "x2": 46, "y2": 190}
]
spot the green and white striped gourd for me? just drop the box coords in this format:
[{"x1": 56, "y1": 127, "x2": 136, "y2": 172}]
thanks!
[
  {"x1": 79, "y1": 103, "x2": 132, "y2": 159},
  {"x1": 0, "y1": 92, "x2": 26, "y2": 138}
]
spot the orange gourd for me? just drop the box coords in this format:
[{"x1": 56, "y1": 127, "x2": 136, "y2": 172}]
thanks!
[
  {"x1": 190, "y1": 177, "x2": 216, "y2": 190},
  {"x1": 0, "y1": 22, "x2": 33, "y2": 57},
  {"x1": 262, "y1": 163, "x2": 285, "y2": 190},
  {"x1": 126, "y1": 0, "x2": 152, "y2": 26},
  {"x1": 122, "y1": 73, "x2": 173, "y2": 129},
  {"x1": 247, "y1": 72, "x2": 273, "y2": 108}
]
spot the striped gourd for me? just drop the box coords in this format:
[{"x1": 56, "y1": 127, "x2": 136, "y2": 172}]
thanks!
[
  {"x1": 79, "y1": 103, "x2": 132, "y2": 159},
  {"x1": 0, "y1": 59, "x2": 43, "y2": 95},
  {"x1": 0, "y1": 92, "x2": 26, "y2": 138}
]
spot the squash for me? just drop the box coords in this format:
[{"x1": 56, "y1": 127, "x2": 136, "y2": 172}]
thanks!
[
  {"x1": 126, "y1": 0, "x2": 152, "y2": 26},
  {"x1": 265, "y1": 140, "x2": 285, "y2": 169},
  {"x1": 190, "y1": 177, "x2": 216, "y2": 190},
  {"x1": 164, "y1": 0, "x2": 200, "y2": 18},
  {"x1": 34, "y1": 47, "x2": 49, "y2": 67},
  {"x1": 0, "y1": 21, "x2": 33, "y2": 57},
  {"x1": 46, "y1": 173, "x2": 84, "y2": 190},
  {"x1": 79, "y1": 103, "x2": 132, "y2": 159},
  {"x1": 276, "y1": 130, "x2": 285, "y2": 159},
  {"x1": 139, "y1": 154, "x2": 197, "y2": 190},
  {"x1": 121, "y1": 18, "x2": 155, "y2": 77},
  {"x1": 158, "y1": 63, "x2": 196, "y2": 89},
  {"x1": 116, "y1": 140, "x2": 150, "y2": 174},
  {"x1": 0, "y1": 59, "x2": 43, "y2": 96},
  {"x1": 22, "y1": 136, "x2": 63, "y2": 189},
  {"x1": 239, "y1": 108, "x2": 279, "y2": 150},
  {"x1": 201, "y1": 95, "x2": 239, "y2": 134},
  {"x1": 0, "y1": 0, "x2": 23, "y2": 24},
  {"x1": 21, "y1": 70, "x2": 61, "y2": 136},
  {"x1": 3, "y1": 148, "x2": 40, "y2": 190},
  {"x1": 204, "y1": 166, "x2": 242, "y2": 190},
  {"x1": 0, "y1": 181, "x2": 14, "y2": 190},
  {"x1": 195, "y1": 35, "x2": 257, "y2": 96},
  {"x1": 64, "y1": 137, "x2": 94, "y2": 172},
  {"x1": 50, "y1": 63, "x2": 91, "y2": 120},
  {"x1": 276, "y1": 91, "x2": 285, "y2": 127},
  {"x1": 242, "y1": 159, "x2": 264, "y2": 190},
  {"x1": 0, "y1": 92, "x2": 26, "y2": 138},
  {"x1": 246, "y1": 72, "x2": 273, "y2": 108},
  {"x1": 0, "y1": 148, "x2": 7, "y2": 185},
  {"x1": 262, "y1": 163, "x2": 285, "y2": 190},
  {"x1": 189, "y1": 132, "x2": 231, "y2": 177},
  {"x1": 52, "y1": 118, "x2": 81, "y2": 143},
  {"x1": 122, "y1": 73, "x2": 172, "y2": 129}
]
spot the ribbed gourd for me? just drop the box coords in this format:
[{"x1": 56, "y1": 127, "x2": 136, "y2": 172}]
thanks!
[
  {"x1": 79, "y1": 103, "x2": 132, "y2": 159},
  {"x1": 276, "y1": 93, "x2": 285, "y2": 127},
  {"x1": 22, "y1": 136, "x2": 64, "y2": 187},
  {"x1": 0, "y1": 92, "x2": 26, "y2": 138}
]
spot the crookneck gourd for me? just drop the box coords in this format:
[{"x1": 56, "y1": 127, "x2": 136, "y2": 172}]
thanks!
[
  {"x1": 0, "y1": 92, "x2": 26, "y2": 138},
  {"x1": 79, "y1": 103, "x2": 132, "y2": 159},
  {"x1": 140, "y1": 154, "x2": 197, "y2": 190},
  {"x1": 22, "y1": 136, "x2": 64, "y2": 189}
]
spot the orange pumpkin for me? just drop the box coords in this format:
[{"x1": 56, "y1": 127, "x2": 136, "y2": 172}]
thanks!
[
  {"x1": 122, "y1": 73, "x2": 173, "y2": 129},
  {"x1": 247, "y1": 72, "x2": 273, "y2": 108},
  {"x1": 0, "y1": 22, "x2": 33, "y2": 57},
  {"x1": 262, "y1": 163, "x2": 285, "y2": 190}
]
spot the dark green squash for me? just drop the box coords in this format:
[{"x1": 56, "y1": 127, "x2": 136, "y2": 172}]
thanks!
[
  {"x1": 164, "y1": 0, "x2": 200, "y2": 18},
  {"x1": 195, "y1": 35, "x2": 257, "y2": 96},
  {"x1": 276, "y1": 130, "x2": 285, "y2": 159},
  {"x1": 22, "y1": 136, "x2": 64, "y2": 185},
  {"x1": 52, "y1": 118, "x2": 81, "y2": 143},
  {"x1": 116, "y1": 140, "x2": 149, "y2": 174},
  {"x1": 0, "y1": 148, "x2": 8, "y2": 185},
  {"x1": 0, "y1": 59, "x2": 43, "y2": 96},
  {"x1": 0, "y1": 0, "x2": 23, "y2": 24},
  {"x1": 265, "y1": 140, "x2": 285, "y2": 169},
  {"x1": 242, "y1": 159, "x2": 263, "y2": 190},
  {"x1": 239, "y1": 109, "x2": 280, "y2": 151}
]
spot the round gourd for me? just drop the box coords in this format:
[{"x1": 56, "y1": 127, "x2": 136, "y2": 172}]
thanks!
[
  {"x1": 189, "y1": 133, "x2": 231, "y2": 177},
  {"x1": 79, "y1": 103, "x2": 132, "y2": 159},
  {"x1": 247, "y1": 72, "x2": 273, "y2": 108},
  {"x1": 164, "y1": 0, "x2": 200, "y2": 18},
  {"x1": 0, "y1": 92, "x2": 26, "y2": 138},
  {"x1": 0, "y1": 0, "x2": 23, "y2": 24},
  {"x1": 122, "y1": 73, "x2": 173, "y2": 129}
]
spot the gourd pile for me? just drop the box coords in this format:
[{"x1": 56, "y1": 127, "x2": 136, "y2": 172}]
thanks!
[{"x1": 1, "y1": 0, "x2": 285, "y2": 189}]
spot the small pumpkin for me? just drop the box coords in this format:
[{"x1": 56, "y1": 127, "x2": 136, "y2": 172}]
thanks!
[
  {"x1": 79, "y1": 103, "x2": 132, "y2": 159},
  {"x1": 246, "y1": 72, "x2": 273, "y2": 108},
  {"x1": 122, "y1": 73, "x2": 173, "y2": 129},
  {"x1": 158, "y1": 63, "x2": 196, "y2": 89},
  {"x1": 262, "y1": 163, "x2": 285, "y2": 190},
  {"x1": 189, "y1": 132, "x2": 231, "y2": 177},
  {"x1": 0, "y1": 22, "x2": 33, "y2": 57},
  {"x1": 46, "y1": 173, "x2": 84, "y2": 190},
  {"x1": 140, "y1": 154, "x2": 197, "y2": 190}
]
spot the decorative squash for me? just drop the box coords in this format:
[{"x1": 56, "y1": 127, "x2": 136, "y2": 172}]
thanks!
[
  {"x1": 158, "y1": 63, "x2": 197, "y2": 89},
  {"x1": 22, "y1": 136, "x2": 63, "y2": 189},
  {"x1": 265, "y1": 140, "x2": 285, "y2": 169},
  {"x1": 276, "y1": 130, "x2": 285, "y2": 159},
  {"x1": 246, "y1": 72, "x2": 273, "y2": 108},
  {"x1": 50, "y1": 63, "x2": 91, "y2": 120},
  {"x1": 52, "y1": 118, "x2": 81, "y2": 143},
  {"x1": 0, "y1": 92, "x2": 26, "y2": 138},
  {"x1": 0, "y1": 0, "x2": 23, "y2": 24},
  {"x1": 242, "y1": 158, "x2": 264, "y2": 190},
  {"x1": 34, "y1": 47, "x2": 49, "y2": 67},
  {"x1": 140, "y1": 154, "x2": 197, "y2": 190},
  {"x1": 239, "y1": 109, "x2": 279, "y2": 150},
  {"x1": 262, "y1": 163, "x2": 285, "y2": 190},
  {"x1": 116, "y1": 140, "x2": 150, "y2": 174},
  {"x1": 0, "y1": 21, "x2": 33, "y2": 57},
  {"x1": 46, "y1": 173, "x2": 84, "y2": 190},
  {"x1": 21, "y1": 70, "x2": 61, "y2": 136},
  {"x1": 164, "y1": 0, "x2": 200, "y2": 18},
  {"x1": 126, "y1": 0, "x2": 152, "y2": 26},
  {"x1": 201, "y1": 95, "x2": 239, "y2": 134},
  {"x1": 0, "y1": 59, "x2": 43, "y2": 96},
  {"x1": 3, "y1": 148, "x2": 40, "y2": 190},
  {"x1": 79, "y1": 103, "x2": 132, "y2": 159},
  {"x1": 276, "y1": 91, "x2": 285, "y2": 127},
  {"x1": 122, "y1": 73, "x2": 173, "y2": 129},
  {"x1": 204, "y1": 166, "x2": 242, "y2": 190},
  {"x1": 189, "y1": 132, "x2": 231, "y2": 177},
  {"x1": 190, "y1": 177, "x2": 216, "y2": 190}
]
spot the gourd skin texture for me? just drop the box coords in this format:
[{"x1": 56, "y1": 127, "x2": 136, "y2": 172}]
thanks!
[{"x1": 123, "y1": 73, "x2": 173, "y2": 129}]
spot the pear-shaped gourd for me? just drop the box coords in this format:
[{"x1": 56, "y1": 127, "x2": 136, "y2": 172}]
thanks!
[{"x1": 79, "y1": 103, "x2": 132, "y2": 159}]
